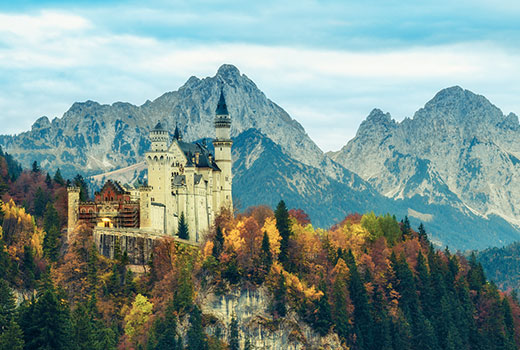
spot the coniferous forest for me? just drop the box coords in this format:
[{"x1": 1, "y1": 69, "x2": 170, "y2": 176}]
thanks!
[{"x1": 0, "y1": 147, "x2": 519, "y2": 350}]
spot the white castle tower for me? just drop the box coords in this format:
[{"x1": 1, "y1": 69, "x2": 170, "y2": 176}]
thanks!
[{"x1": 213, "y1": 89, "x2": 233, "y2": 211}]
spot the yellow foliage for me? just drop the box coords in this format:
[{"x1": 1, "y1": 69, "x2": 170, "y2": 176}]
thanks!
[
  {"x1": 224, "y1": 220, "x2": 245, "y2": 252},
  {"x1": 124, "y1": 294, "x2": 154, "y2": 341},
  {"x1": 262, "y1": 217, "x2": 281, "y2": 255},
  {"x1": 202, "y1": 240, "x2": 214, "y2": 259}
]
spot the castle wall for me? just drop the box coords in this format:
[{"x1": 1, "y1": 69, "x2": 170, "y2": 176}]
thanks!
[
  {"x1": 150, "y1": 203, "x2": 165, "y2": 232},
  {"x1": 93, "y1": 228, "x2": 159, "y2": 265}
]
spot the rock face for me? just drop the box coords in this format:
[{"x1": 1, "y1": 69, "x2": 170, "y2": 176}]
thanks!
[
  {"x1": 199, "y1": 287, "x2": 344, "y2": 350},
  {"x1": 330, "y1": 86, "x2": 520, "y2": 233},
  {"x1": 0, "y1": 64, "x2": 326, "y2": 178}
]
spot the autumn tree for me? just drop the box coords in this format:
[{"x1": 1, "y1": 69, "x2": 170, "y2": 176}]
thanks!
[{"x1": 124, "y1": 294, "x2": 153, "y2": 348}]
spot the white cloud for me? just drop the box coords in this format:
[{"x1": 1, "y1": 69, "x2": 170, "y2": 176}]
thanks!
[{"x1": 0, "y1": 10, "x2": 520, "y2": 152}]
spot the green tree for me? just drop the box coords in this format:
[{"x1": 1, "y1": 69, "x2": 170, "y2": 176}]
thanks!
[
  {"x1": 228, "y1": 315, "x2": 239, "y2": 350},
  {"x1": 53, "y1": 168, "x2": 65, "y2": 185},
  {"x1": 31, "y1": 161, "x2": 40, "y2": 173},
  {"x1": 148, "y1": 300, "x2": 182, "y2": 350},
  {"x1": 43, "y1": 203, "x2": 61, "y2": 262},
  {"x1": 33, "y1": 186, "x2": 49, "y2": 218},
  {"x1": 187, "y1": 305, "x2": 207, "y2": 350},
  {"x1": 73, "y1": 174, "x2": 89, "y2": 201},
  {"x1": 45, "y1": 173, "x2": 52, "y2": 188},
  {"x1": 275, "y1": 200, "x2": 291, "y2": 269},
  {"x1": 20, "y1": 286, "x2": 72, "y2": 350},
  {"x1": 260, "y1": 231, "x2": 273, "y2": 273},
  {"x1": 0, "y1": 279, "x2": 16, "y2": 332},
  {"x1": 212, "y1": 225, "x2": 224, "y2": 259},
  {"x1": 271, "y1": 274, "x2": 287, "y2": 318},
  {"x1": 177, "y1": 212, "x2": 189, "y2": 240},
  {"x1": 0, "y1": 318, "x2": 24, "y2": 350}
]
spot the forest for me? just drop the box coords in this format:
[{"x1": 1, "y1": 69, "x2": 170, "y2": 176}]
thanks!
[{"x1": 0, "y1": 146, "x2": 519, "y2": 350}]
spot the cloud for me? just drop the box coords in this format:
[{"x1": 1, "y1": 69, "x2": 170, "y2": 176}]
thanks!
[{"x1": 0, "y1": 8, "x2": 519, "y2": 152}]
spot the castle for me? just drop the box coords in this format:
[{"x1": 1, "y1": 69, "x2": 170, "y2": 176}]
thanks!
[{"x1": 67, "y1": 90, "x2": 233, "y2": 247}]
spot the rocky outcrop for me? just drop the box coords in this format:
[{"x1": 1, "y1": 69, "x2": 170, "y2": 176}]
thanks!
[{"x1": 199, "y1": 287, "x2": 344, "y2": 350}]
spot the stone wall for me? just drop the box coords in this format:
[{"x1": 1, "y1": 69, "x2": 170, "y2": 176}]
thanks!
[{"x1": 93, "y1": 228, "x2": 161, "y2": 265}]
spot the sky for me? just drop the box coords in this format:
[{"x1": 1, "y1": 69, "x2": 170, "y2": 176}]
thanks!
[{"x1": 0, "y1": 1, "x2": 519, "y2": 152}]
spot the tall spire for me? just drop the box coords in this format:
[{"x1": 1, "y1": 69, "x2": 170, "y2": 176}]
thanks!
[
  {"x1": 215, "y1": 88, "x2": 229, "y2": 116},
  {"x1": 174, "y1": 124, "x2": 182, "y2": 141}
]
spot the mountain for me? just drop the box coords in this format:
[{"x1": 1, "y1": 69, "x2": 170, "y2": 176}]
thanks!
[
  {"x1": 0, "y1": 64, "x2": 330, "y2": 178},
  {"x1": 330, "y1": 86, "x2": 520, "y2": 237},
  {"x1": 2, "y1": 69, "x2": 520, "y2": 249}
]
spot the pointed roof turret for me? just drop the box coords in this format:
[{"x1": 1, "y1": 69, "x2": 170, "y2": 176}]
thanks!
[
  {"x1": 215, "y1": 89, "x2": 229, "y2": 115},
  {"x1": 173, "y1": 124, "x2": 182, "y2": 140},
  {"x1": 153, "y1": 121, "x2": 164, "y2": 131}
]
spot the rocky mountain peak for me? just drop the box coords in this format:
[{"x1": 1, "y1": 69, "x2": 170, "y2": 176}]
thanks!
[
  {"x1": 31, "y1": 116, "x2": 51, "y2": 130},
  {"x1": 418, "y1": 86, "x2": 502, "y2": 125},
  {"x1": 356, "y1": 108, "x2": 395, "y2": 137},
  {"x1": 217, "y1": 63, "x2": 241, "y2": 78}
]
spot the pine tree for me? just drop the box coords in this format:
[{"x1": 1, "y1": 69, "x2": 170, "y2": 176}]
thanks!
[
  {"x1": 33, "y1": 186, "x2": 49, "y2": 218},
  {"x1": 212, "y1": 225, "x2": 224, "y2": 259},
  {"x1": 272, "y1": 273, "x2": 287, "y2": 318},
  {"x1": 177, "y1": 212, "x2": 189, "y2": 240},
  {"x1": 45, "y1": 173, "x2": 52, "y2": 188},
  {"x1": 0, "y1": 279, "x2": 16, "y2": 332},
  {"x1": 0, "y1": 318, "x2": 24, "y2": 350},
  {"x1": 228, "y1": 315, "x2": 239, "y2": 350},
  {"x1": 20, "y1": 286, "x2": 72, "y2": 350},
  {"x1": 260, "y1": 231, "x2": 273, "y2": 273},
  {"x1": 275, "y1": 200, "x2": 291, "y2": 268},
  {"x1": 73, "y1": 174, "x2": 89, "y2": 201},
  {"x1": 150, "y1": 301, "x2": 183, "y2": 350},
  {"x1": 53, "y1": 168, "x2": 65, "y2": 185},
  {"x1": 345, "y1": 250, "x2": 373, "y2": 350},
  {"x1": 43, "y1": 203, "x2": 61, "y2": 262},
  {"x1": 187, "y1": 305, "x2": 207, "y2": 350},
  {"x1": 244, "y1": 336, "x2": 252, "y2": 350},
  {"x1": 31, "y1": 161, "x2": 40, "y2": 173}
]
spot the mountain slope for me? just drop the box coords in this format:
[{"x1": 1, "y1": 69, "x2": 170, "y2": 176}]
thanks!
[
  {"x1": 0, "y1": 64, "x2": 328, "y2": 178},
  {"x1": 330, "y1": 87, "x2": 520, "y2": 229}
]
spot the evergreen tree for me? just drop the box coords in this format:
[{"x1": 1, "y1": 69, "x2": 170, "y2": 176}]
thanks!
[
  {"x1": 20, "y1": 286, "x2": 72, "y2": 350},
  {"x1": 400, "y1": 216, "x2": 411, "y2": 237},
  {"x1": 0, "y1": 279, "x2": 16, "y2": 332},
  {"x1": 43, "y1": 203, "x2": 61, "y2": 262},
  {"x1": 173, "y1": 266, "x2": 194, "y2": 313},
  {"x1": 33, "y1": 186, "x2": 49, "y2": 218},
  {"x1": 212, "y1": 225, "x2": 224, "y2": 259},
  {"x1": 0, "y1": 318, "x2": 24, "y2": 350},
  {"x1": 260, "y1": 231, "x2": 273, "y2": 273},
  {"x1": 275, "y1": 200, "x2": 291, "y2": 268},
  {"x1": 149, "y1": 301, "x2": 183, "y2": 350},
  {"x1": 418, "y1": 223, "x2": 427, "y2": 241},
  {"x1": 187, "y1": 305, "x2": 207, "y2": 350},
  {"x1": 345, "y1": 250, "x2": 373, "y2": 349},
  {"x1": 331, "y1": 267, "x2": 350, "y2": 340},
  {"x1": 45, "y1": 173, "x2": 52, "y2": 188},
  {"x1": 31, "y1": 160, "x2": 40, "y2": 173},
  {"x1": 271, "y1": 274, "x2": 287, "y2": 318},
  {"x1": 22, "y1": 246, "x2": 37, "y2": 289},
  {"x1": 72, "y1": 302, "x2": 95, "y2": 350},
  {"x1": 309, "y1": 280, "x2": 332, "y2": 336},
  {"x1": 53, "y1": 168, "x2": 65, "y2": 185},
  {"x1": 228, "y1": 315, "x2": 239, "y2": 350},
  {"x1": 73, "y1": 174, "x2": 89, "y2": 201},
  {"x1": 177, "y1": 212, "x2": 189, "y2": 240}
]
